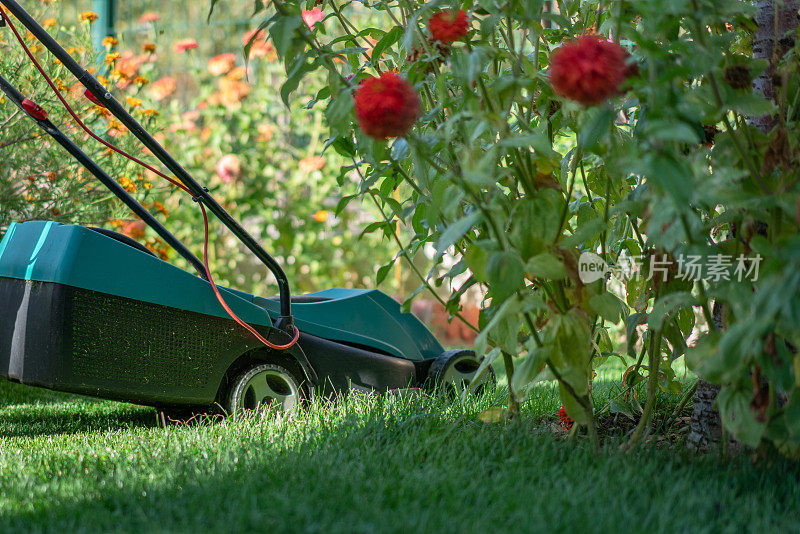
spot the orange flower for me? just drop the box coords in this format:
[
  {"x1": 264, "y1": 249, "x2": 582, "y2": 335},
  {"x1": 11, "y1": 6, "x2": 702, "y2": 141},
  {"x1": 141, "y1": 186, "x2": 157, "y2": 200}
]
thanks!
[
  {"x1": 139, "y1": 108, "x2": 159, "y2": 117},
  {"x1": 41, "y1": 18, "x2": 56, "y2": 29},
  {"x1": 313, "y1": 210, "x2": 328, "y2": 223},
  {"x1": 149, "y1": 77, "x2": 176, "y2": 101},
  {"x1": 173, "y1": 39, "x2": 198, "y2": 53},
  {"x1": 125, "y1": 96, "x2": 142, "y2": 108},
  {"x1": 142, "y1": 43, "x2": 156, "y2": 53},
  {"x1": 102, "y1": 36, "x2": 118, "y2": 47},
  {"x1": 299, "y1": 156, "x2": 325, "y2": 173},
  {"x1": 133, "y1": 76, "x2": 149, "y2": 86},
  {"x1": 46, "y1": 172, "x2": 56, "y2": 182},
  {"x1": 104, "y1": 52, "x2": 120, "y2": 64},
  {"x1": 152, "y1": 201, "x2": 169, "y2": 217},
  {"x1": 115, "y1": 52, "x2": 146, "y2": 79},
  {"x1": 121, "y1": 220, "x2": 146, "y2": 240},
  {"x1": 138, "y1": 12, "x2": 161, "y2": 23},
  {"x1": 118, "y1": 175, "x2": 137, "y2": 193},
  {"x1": 208, "y1": 53, "x2": 236, "y2": 76},
  {"x1": 225, "y1": 66, "x2": 247, "y2": 81},
  {"x1": 242, "y1": 29, "x2": 275, "y2": 60},
  {"x1": 80, "y1": 11, "x2": 99, "y2": 23},
  {"x1": 257, "y1": 123, "x2": 274, "y2": 142},
  {"x1": 218, "y1": 78, "x2": 250, "y2": 109}
]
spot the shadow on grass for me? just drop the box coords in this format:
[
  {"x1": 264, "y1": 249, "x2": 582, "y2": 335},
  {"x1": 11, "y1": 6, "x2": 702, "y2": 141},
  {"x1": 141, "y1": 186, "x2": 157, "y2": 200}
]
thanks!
[{"x1": 0, "y1": 380, "x2": 157, "y2": 438}]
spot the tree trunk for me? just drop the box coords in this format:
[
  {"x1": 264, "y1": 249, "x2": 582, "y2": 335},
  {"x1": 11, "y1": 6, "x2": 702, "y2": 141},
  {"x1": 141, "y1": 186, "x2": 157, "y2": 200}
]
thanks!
[
  {"x1": 688, "y1": 0, "x2": 799, "y2": 451},
  {"x1": 687, "y1": 302, "x2": 726, "y2": 451},
  {"x1": 751, "y1": 0, "x2": 799, "y2": 133}
]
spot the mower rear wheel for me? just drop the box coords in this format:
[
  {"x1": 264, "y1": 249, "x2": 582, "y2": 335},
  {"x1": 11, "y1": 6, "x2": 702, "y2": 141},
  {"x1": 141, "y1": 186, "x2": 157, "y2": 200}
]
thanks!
[
  {"x1": 225, "y1": 363, "x2": 303, "y2": 415},
  {"x1": 427, "y1": 349, "x2": 496, "y2": 396}
]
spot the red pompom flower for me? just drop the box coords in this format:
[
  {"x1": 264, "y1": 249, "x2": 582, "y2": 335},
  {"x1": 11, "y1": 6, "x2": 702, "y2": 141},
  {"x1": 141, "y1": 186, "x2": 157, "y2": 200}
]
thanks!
[
  {"x1": 428, "y1": 10, "x2": 469, "y2": 44},
  {"x1": 558, "y1": 406, "x2": 574, "y2": 430},
  {"x1": 353, "y1": 72, "x2": 421, "y2": 139},
  {"x1": 549, "y1": 35, "x2": 629, "y2": 105}
]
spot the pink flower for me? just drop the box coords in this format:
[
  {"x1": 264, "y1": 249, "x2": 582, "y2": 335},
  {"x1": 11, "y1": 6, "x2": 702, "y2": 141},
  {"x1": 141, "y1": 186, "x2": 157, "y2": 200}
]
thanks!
[
  {"x1": 302, "y1": 8, "x2": 324, "y2": 30},
  {"x1": 138, "y1": 12, "x2": 160, "y2": 23},
  {"x1": 173, "y1": 39, "x2": 198, "y2": 53},
  {"x1": 216, "y1": 154, "x2": 242, "y2": 184}
]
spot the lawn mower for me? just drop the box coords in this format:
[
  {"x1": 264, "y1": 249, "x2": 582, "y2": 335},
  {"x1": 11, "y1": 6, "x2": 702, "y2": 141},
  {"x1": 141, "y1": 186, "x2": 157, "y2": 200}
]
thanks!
[{"x1": 0, "y1": 0, "x2": 494, "y2": 414}]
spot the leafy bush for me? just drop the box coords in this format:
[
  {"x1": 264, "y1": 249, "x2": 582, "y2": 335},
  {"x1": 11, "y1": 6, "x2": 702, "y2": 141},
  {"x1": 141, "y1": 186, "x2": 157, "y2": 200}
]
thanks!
[{"x1": 247, "y1": 0, "x2": 800, "y2": 453}]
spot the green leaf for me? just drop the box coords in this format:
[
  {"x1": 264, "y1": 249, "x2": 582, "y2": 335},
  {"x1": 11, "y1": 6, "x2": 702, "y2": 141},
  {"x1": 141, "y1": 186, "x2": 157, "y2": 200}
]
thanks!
[
  {"x1": 474, "y1": 297, "x2": 522, "y2": 354},
  {"x1": 269, "y1": 15, "x2": 302, "y2": 58},
  {"x1": 559, "y1": 384, "x2": 588, "y2": 425},
  {"x1": 371, "y1": 26, "x2": 403, "y2": 69},
  {"x1": 325, "y1": 90, "x2": 354, "y2": 136},
  {"x1": 435, "y1": 211, "x2": 480, "y2": 257},
  {"x1": 560, "y1": 218, "x2": 605, "y2": 247},
  {"x1": 525, "y1": 253, "x2": 566, "y2": 280},
  {"x1": 648, "y1": 291, "x2": 695, "y2": 330},
  {"x1": 717, "y1": 386, "x2": 766, "y2": 447},
  {"x1": 511, "y1": 345, "x2": 549, "y2": 395},
  {"x1": 729, "y1": 93, "x2": 776, "y2": 117},
  {"x1": 578, "y1": 105, "x2": 615, "y2": 151},
  {"x1": 376, "y1": 260, "x2": 394, "y2": 285},
  {"x1": 646, "y1": 120, "x2": 701, "y2": 143},
  {"x1": 487, "y1": 251, "x2": 524, "y2": 301},
  {"x1": 589, "y1": 292, "x2": 624, "y2": 324},
  {"x1": 281, "y1": 56, "x2": 316, "y2": 107},
  {"x1": 464, "y1": 243, "x2": 489, "y2": 282}
]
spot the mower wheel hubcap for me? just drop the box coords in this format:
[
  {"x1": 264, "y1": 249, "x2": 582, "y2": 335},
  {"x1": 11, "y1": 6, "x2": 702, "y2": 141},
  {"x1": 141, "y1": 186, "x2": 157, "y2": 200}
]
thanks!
[
  {"x1": 431, "y1": 350, "x2": 495, "y2": 394},
  {"x1": 231, "y1": 364, "x2": 301, "y2": 413}
]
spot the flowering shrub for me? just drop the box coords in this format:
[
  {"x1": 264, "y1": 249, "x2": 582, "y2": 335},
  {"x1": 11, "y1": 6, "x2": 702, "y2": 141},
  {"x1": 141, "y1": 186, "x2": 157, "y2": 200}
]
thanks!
[
  {"x1": 242, "y1": 0, "x2": 800, "y2": 454},
  {"x1": 0, "y1": 5, "x2": 162, "y2": 236}
]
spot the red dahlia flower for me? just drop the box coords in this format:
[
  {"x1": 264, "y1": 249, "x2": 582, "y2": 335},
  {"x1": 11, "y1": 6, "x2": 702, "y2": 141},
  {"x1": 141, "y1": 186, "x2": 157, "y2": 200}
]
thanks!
[
  {"x1": 428, "y1": 10, "x2": 469, "y2": 44},
  {"x1": 353, "y1": 72, "x2": 421, "y2": 139},
  {"x1": 558, "y1": 406, "x2": 574, "y2": 430},
  {"x1": 549, "y1": 35, "x2": 629, "y2": 105}
]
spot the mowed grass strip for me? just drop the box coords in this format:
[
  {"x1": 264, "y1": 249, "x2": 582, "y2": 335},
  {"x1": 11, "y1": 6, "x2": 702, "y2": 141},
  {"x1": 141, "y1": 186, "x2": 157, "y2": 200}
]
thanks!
[{"x1": 0, "y1": 378, "x2": 798, "y2": 533}]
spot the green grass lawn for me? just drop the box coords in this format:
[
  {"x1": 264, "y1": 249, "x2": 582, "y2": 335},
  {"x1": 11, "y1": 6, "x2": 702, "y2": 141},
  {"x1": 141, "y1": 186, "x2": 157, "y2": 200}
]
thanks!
[{"x1": 1, "y1": 370, "x2": 799, "y2": 533}]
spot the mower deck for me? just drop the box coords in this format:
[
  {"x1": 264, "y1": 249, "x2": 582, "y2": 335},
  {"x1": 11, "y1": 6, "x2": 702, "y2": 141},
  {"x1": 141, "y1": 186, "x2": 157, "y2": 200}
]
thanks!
[{"x1": 0, "y1": 221, "x2": 443, "y2": 407}]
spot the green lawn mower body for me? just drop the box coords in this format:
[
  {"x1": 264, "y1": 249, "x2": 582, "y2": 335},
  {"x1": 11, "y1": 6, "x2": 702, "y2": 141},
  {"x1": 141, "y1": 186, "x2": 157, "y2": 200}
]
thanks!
[
  {"x1": 0, "y1": 0, "x2": 493, "y2": 412},
  {"x1": 0, "y1": 221, "x2": 454, "y2": 407}
]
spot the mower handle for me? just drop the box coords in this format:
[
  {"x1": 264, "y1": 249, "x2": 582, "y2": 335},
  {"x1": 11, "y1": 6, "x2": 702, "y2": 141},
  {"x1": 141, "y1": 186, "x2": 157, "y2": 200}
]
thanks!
[
  {"x1": 0, "y1": 73, "x2": 211, "y2": 280},
  {"x1": 0, "y1": 0, "x2": 294, "y2": 323}
]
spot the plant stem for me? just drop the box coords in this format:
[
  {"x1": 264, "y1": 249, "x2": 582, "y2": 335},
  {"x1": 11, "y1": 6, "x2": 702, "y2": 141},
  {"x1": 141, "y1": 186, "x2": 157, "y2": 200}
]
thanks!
[{"x1": 626, "y1": 322, "x2": 663, "y2": 450}]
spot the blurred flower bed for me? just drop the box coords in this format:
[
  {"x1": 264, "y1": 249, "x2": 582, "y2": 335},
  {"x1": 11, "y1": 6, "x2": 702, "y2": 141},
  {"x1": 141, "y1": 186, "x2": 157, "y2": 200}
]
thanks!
[{"x1": 0, "y1": 4, "x2": 474, "y2": 346}]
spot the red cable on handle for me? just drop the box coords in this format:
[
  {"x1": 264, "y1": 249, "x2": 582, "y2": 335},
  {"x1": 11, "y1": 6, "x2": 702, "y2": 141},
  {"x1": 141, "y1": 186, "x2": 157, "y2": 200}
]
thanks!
[
  {"x1": 0, "y1": 6, "x2": 299, "y2": 350},
  {"x1": 199, "y1": 204, "x2": 300, "y2": 350}
]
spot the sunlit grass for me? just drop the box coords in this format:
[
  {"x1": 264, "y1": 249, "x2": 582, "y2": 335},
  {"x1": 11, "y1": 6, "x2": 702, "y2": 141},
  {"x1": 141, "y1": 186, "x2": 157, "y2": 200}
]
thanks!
[{"x1": 1, "y1": 376, "x2": 798, "y2": 532}]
